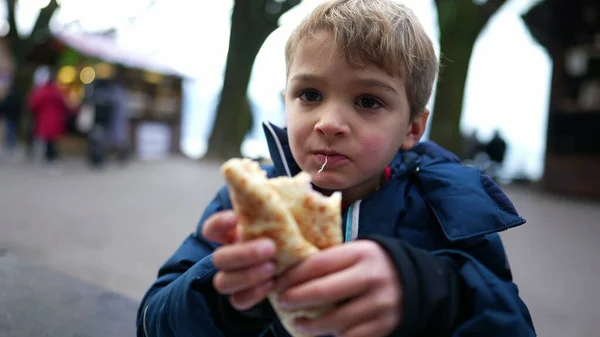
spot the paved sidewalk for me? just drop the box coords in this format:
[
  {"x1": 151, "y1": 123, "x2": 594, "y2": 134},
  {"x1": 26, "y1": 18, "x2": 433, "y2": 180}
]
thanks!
[
  {"x1": 0, "y1": 253, "x2": 138, "y2": 337},
  {"x1": 1, "y1": 157, "x2": 599, "y2": 336}
]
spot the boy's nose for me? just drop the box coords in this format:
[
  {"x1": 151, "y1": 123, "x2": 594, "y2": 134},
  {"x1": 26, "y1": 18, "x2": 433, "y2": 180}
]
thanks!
[{"x1": 314, "y1": 109, "x2": 350, "y2": 139}]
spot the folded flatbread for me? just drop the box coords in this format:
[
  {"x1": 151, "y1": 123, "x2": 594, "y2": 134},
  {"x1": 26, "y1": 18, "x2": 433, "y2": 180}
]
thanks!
[{"x1": 221, "y1": 158, "x2": 342, "y2": 337}]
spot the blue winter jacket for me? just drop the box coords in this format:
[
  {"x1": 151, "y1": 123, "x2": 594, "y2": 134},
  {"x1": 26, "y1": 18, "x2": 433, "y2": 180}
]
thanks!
[{"x1": 137, "y1": 122, "x2": 535, "y2": 337}]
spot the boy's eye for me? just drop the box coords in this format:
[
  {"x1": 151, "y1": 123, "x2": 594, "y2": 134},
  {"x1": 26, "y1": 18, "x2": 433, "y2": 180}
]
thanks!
[
  {"x1": 299, "y1": 90, "x2": 322, "y2": 102},
  {"x1": 356, "y1": 96, "x2": 383, "y2": 109}
]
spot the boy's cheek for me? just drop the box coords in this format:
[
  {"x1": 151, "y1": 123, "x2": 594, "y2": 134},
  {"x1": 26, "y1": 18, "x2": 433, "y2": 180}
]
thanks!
[
  {"x1": 286, "y1": 123, "x2": 308, "y2": 148},
  {"x1": 360, "y1": 130, "x2": 405, "y2": 162},
  {"x1": 359, "y1": 134, "x2": 387, "y2": 159}
]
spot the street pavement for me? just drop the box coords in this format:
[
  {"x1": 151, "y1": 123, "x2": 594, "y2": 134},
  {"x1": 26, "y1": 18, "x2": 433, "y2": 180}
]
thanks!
[{"x1": 1, "y1": 156, "x2": 599, "y2": 336}]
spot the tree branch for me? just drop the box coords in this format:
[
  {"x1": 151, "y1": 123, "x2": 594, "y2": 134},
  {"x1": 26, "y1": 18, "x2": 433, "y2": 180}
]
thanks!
[
  {"x1": 470, "y1": 0, "x2": 507, "y2": 34},
  {"x1": 28, "y1": 0, "x2": 60, "y2": 42},
  {"x1": 263, "y1": 0, "x2": 301, "y2": 21},
  {"x1": 6, "y1": 0, "x2": 21, "y2": 46},
  {"x1": 281, "y1": 0, "x2": 301, "y2": 14},
  {"x1": 21, "y1": 0, "x2": 60, "y2": 57},
  {"x1": 480, "y1": 0, "x2": 508, "y2": 19}
]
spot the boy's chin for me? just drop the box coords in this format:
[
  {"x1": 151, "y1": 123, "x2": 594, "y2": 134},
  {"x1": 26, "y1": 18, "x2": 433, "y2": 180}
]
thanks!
[{"x1": 310, "y1": 174, "x2": 346, "y2": 193}]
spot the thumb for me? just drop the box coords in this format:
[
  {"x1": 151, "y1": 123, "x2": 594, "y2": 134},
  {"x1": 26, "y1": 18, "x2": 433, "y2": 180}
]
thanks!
[{"x1": 202, "y1": 211, "x2": 239, "y2": 244}]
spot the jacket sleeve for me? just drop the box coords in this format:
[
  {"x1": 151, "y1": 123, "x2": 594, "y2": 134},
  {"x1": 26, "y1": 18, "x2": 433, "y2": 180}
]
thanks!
[
  {"x1": 369, "y1": 233, "x2": 535, "y2": 337},
  {"x1": 136, "y1": 186, "x2": 274, "y2": 337}
]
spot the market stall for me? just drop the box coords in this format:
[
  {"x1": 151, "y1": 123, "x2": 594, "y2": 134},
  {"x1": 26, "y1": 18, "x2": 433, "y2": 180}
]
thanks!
[
  {"x1": 34, "y1": 30, "x2": 185, "y2": 159},
  {"x1": 523, "y1": 0, "x2": 600, "y2": 198}
]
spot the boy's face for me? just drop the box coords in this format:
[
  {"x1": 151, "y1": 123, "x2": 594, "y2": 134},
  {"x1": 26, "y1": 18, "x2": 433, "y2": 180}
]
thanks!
[{"x1": 285, "y1": 31, "x2": 427, "y2": 202}]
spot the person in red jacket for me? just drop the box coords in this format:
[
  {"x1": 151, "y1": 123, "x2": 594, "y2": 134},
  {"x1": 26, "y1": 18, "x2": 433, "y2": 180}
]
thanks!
[{"x1": 28, "y1": 70, "x2": 70, "y2": 164}]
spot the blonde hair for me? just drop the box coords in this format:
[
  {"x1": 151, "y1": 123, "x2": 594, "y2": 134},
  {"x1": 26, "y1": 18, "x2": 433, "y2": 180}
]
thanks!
[{"x1": 285, "y1": 0, "x2": 438, "y2": 117}]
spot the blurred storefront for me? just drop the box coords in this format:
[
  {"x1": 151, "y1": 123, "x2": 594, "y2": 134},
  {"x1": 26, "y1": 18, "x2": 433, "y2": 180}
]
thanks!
[
  {"x1": 29, "y1": 30, "x2": 185, "y2": 159},
  {"x1": 524, "y1": 0, "x2": 600, "y2": 198}
]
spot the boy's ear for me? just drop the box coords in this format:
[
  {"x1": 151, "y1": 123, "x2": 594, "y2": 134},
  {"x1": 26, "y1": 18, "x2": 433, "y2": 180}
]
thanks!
[{"x1": 400, "y1": 110, "x2": 429, "y2": 150}]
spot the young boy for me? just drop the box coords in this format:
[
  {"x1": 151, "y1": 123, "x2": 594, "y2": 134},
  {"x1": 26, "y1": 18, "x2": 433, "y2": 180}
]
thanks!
[{"x1": 137, "y1": 0, "x2": 535, "y2": 336}]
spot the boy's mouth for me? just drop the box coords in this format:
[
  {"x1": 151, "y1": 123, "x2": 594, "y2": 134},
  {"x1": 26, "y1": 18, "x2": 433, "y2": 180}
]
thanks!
[{"x1": 312, "y1": 151, "x2": 348, "y2": 165}]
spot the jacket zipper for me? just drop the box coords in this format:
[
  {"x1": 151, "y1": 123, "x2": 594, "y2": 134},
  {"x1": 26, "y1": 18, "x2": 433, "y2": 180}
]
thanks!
[{"x1": 344, "y1": 200, "x2": 362, "y2": 242}]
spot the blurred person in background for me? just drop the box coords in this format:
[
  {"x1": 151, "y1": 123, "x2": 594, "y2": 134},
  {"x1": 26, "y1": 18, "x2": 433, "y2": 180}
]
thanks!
[
  {"x1": 461, "y1": 129, "x2": 483, "y2": 161},
  {"x1": 0, "y1": 86, "x2": 22, "y2": 159},
  {"x1": 462, "y1": 129, "x2": 508, "y2": 182},
  {"x1": 484, "y1": 129, "x2": 508, "y2": 178},
  {"x1": 28, "y1": 67, "x2": 71, "y2": 165},
  {"x1": 84, "y1": 64, "x2": 130, "y2": 168},
  {"x1": 108, "y1": 65, "x2": 131, "y2": 165}
]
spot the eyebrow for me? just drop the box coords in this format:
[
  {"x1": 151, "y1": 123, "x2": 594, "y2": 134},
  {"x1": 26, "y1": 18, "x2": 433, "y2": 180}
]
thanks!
[{"x1": 289, "y1": 73, "x2": 399, "y2": 94}]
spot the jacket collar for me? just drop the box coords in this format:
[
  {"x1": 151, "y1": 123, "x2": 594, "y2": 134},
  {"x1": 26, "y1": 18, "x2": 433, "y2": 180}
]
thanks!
[
  {"x1": 262, "y1": 122, "x2": 300, "y2": 177},
  {"x1": 261, "y1": 121, "x2": 525, "y2": 242}
]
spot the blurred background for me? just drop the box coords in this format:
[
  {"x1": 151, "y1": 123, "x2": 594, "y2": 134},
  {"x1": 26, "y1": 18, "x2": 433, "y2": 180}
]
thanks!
[{"x1": 0, "y1": 0, "x2": 599, "y2": 336}]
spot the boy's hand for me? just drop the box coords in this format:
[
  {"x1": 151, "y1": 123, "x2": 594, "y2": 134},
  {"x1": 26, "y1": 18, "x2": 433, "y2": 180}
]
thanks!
[
  {"x1": 202, "y1": 211, "x2": 277, "y2": 311},
  {"x1": 275, "y1": 240, "x2": 403, "y2": 337}
]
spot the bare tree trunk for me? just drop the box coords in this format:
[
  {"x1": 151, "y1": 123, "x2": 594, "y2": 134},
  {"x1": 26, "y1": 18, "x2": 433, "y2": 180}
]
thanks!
[
  {"x1": 429, "y1": 17, "x2": 480, "y2": 155},
  {"x1": 204, "y1": 2, "x2": 273, "y2": 159},
  {"x1": 205, "y1": 0, "x2": 300, "y2": 160},
  {"x1": 5, "y1": 0, "x2": 60, "y2": 145},
  {"x1": 429, "y1": 0, "x2": 506, "y2": 155}
]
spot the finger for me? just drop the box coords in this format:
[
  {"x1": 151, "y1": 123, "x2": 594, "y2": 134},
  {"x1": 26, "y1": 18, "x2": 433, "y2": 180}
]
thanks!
[
  {"x1": 213, "y1": 239, "x2": 276, "y2": 270},
  {"x1": 276, "y1": 242, "x2": 366, "y2": 291},
  {"x1": 277, "y1": 265, "x2": 368, "y2": 310},
  {"x1": 214, "y1": 262, "x2": 276, "y2": 294},
  {"x1": 202, "y1": 211, "x2": 238, "y2": 244},
  {"x1": 230, "y1": 280, "x2": 275, "y2": 311},
  {"x1": 338, "y1": 313, "x2": 399, "y2": 337},
  {"x1": 294, "y1": 291, "x2": 399, "y2": 336}
]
